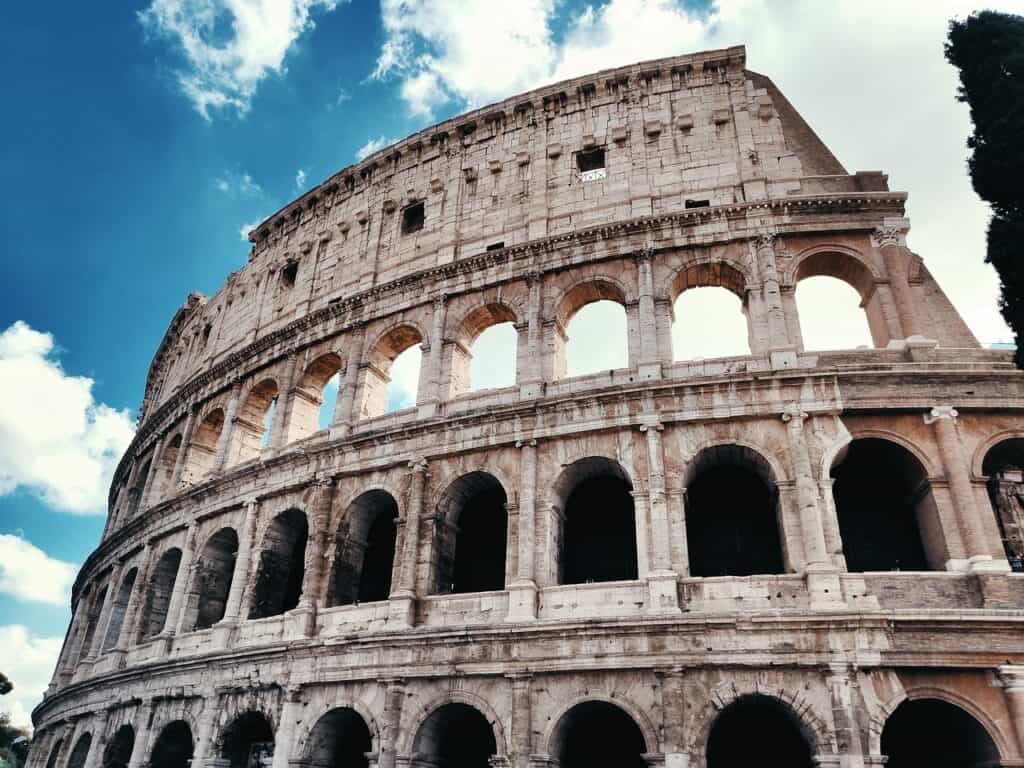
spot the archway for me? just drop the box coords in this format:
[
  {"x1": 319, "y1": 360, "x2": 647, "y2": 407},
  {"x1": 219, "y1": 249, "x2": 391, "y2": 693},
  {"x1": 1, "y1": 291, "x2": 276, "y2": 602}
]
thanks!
[
  {"x1": 305, "y1": 707, "x2": 373, "y2": 768},
  {"x1": 287, "y1": 353, "x2": 343, "y2": 443},
  {"x1": 44, "y1": 738, "x2": 63, "y2": 768},
  {"x1": 551, "y1": 701, "x2": 646, "y2": 768},
  {"x1": 449, "y1": 303, "x2": 519, "y2": 395},
  {"x1": 881, "y1": 698, "x2": 999, "y2": 768},
  {"x1": 982, "y1": 437, "x2": 1024, "y2": 570},
  {"x1": 149, "y1": 721, "x2": 193, "y2": 768},
  {"x1": 685, "y1": 445, "x2": 784, "y2": 577},
  {"x1": 230, "y1": 380, "x2": 279, "y2": 466},
  {"x1": 671, "y1": 262, "x2": 750, "y2": 361},
  {"x1": 184, "y1": 409, "x2": 224, "y2": 483},
  {"x1": 155, "y1": 433, "x2": 182, "y2": 500},
  {"x1": 138, "y1": 548, "x2": 182, "y2": 641},
  {"x1": 220, "y1": 712, "x2": 274, "y2": 768},
  {"x1": 191, "y1": 527, "x2": 239, "y2": 629},
  {"x1": 557, "y1": 280, "x2": 629, "y2": 378},
  {"x1": 328, "y1": 491, "x2": 399, "y2": 606},
  {"x1": 411, "y1": 703, "x2": 496, "y2": 768},
  {"x1": 794, "y1": 250, "x2": 882, "y2": 349},
  {"x1": 554, "y1": 457, "x2": 637, "y2": 584},
  {"x1": 101, "y1": 726, "x2": 134, "y2": 768},
  {"x1": 66, "y1": 734, "x2": 91, "y2": 768},
  {"x1": 706, "y1": 695, "x2": 813, "y2": 768},
  {"x1": 360, "y1": 325, "x2": 423, "y2": 419},
  {"x1": 433, "y1": 472, "x2": 508, "y2": 594},
  {"x1": 76, "y1": 584, "x2": 107, "y2": 664},
  {"x1": 102, "y1": 568, "x2": 136, "y2": 651},
  {"x1": 832, "y1": 438, "x2": 933, "y2": 571},
  {"x1": 250, "y1": 509, "x2": 308, "y2": 619}
]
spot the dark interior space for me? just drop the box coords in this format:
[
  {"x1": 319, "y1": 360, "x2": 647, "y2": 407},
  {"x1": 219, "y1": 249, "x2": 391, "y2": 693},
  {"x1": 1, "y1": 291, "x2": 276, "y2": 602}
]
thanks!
[
  {"x1": 881, "y1": 698, "x2": 998, "y2": 768},
  {"x1": 555, "y1": 701, "x2": 646, "y2": 768},
  {"x1": 706, "y1": 695, "x2": 813, "y2": 768}
]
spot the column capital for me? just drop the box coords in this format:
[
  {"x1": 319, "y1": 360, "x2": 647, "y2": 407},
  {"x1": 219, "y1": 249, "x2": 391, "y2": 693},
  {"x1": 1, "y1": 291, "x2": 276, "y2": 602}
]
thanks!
[
  {"x1": 925, "y1": 405, "x2": 959, "y2": 425},
  {"x1": 871, "y1": 225, "x2": 906, "y2": 249},
  {"x1": 999, "y1": 664, "x2": 1024, "y2": 691},
  {"x1": 639, "y1": 423, "x2": 664, "y2": 433},
  {"x1": 753, "y1": 231, "x2": 777, "y2": 251},
  {"x1": 515, "y1": 439, "x2": 538, "y2": 449},
  {"x1": 407, "y1": 457, "x2": 428, "y2": 473},
  {"x1": 781, "y1": 404, "x2": 808, "y2": 424}
]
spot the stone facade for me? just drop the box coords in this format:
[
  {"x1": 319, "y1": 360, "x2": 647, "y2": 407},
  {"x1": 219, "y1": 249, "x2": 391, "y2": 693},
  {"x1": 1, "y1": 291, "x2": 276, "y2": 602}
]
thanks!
[{"x1": 30, "y1": 46, "x2": 1024, "y2": 768}]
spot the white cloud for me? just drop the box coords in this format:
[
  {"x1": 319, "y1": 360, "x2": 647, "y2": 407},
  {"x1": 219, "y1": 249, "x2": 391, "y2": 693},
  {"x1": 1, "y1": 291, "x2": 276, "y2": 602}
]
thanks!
[
  {"x1": 214, "y1": 170, "x2": 262, "y2": 197},
  {"x1": 0, "y1": 322, "x2": 135, "y2": 515},
  {"x1": 387, "y1": 345, "x2": 421, "y2": 412},
  {"x1": 0, "y1": 535, "x2": 78, "y2": 607},
  {"x1": 355, "y1": 135, "x2": 396, "y2": 161},
  {"x1": 372, "y1": 0, "x2": 1018, "y2": 345},
  {"x1": 0, "y1": 626, "x2": 64, "y2": 732},
  {"x1": 139, "y1": 0, "x2": 346, "y2": 119},
  {"x1": 295, "y1": 168, "x2": 307, "y2": 190},
  {"x1": 238, "y1": 218, "x2": 264, "y2": 242}
]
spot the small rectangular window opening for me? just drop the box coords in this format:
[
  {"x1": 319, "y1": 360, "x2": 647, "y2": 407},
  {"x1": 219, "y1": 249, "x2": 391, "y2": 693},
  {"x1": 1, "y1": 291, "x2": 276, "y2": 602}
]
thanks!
[
  {"x1": 401, "y1": 202, "x2": 425, "y2": 235},
  {"x1": 577, "y1": 148, "x2": 606, "y2": 181},
  {"x1": 684, "y1": 198, "x2": 710, "y2": 209},
  {"x1": 486, "y1": 241, "x2": 505, "y2": 252}
]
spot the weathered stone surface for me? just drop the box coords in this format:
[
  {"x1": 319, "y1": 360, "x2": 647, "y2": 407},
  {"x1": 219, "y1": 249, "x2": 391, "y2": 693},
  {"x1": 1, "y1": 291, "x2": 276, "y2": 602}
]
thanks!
[{"x1": 32, "y1": 46, "x2": 1024, "y2": 768}]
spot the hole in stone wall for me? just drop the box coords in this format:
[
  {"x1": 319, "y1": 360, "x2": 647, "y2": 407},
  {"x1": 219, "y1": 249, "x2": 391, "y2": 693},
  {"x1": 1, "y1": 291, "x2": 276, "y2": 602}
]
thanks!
[
  {"x1": 281, "y1": 261, "x2": 298, "y2": 289},
  {"x1": 139, "y1": 548, "x2": 183, "y2": 641},
  {"x1": 250, "y1": 509, "x2": 308, "y2": 619},
  {"x1": 230, "y1": 380, "x2": 278, "y2": 465},
  {"x1": 150, "y1": 722, "x2": 194, "y2": 768},
  {"x1": 221, "y1": 712, "x2": 274, "y2": 768},
  {"x1": 193, "y1": 527, "x2": 239, "y2": 630},
  {"x1": 411, "y1": 703, "x2": 496, "y2": 768},
  {"x1": 76, "y1": 585, "x2": 107, "y2": 664},
  {"x1": 684, "y1": 199, "x2": 710, "y2": 208},
  {"x1": 553, "y1": 701, "x2": 646, "y2": 768},
  {"x1": 185, "y1": 410, "x2": 225, "y2": 483},
  {"x1": 434, "y1": 472, "x2": 508, "y2": 594},
  {"x1": 401, "y1": 202, "x2": 425, "y2": 235},
  {"x1": 796, "y1": 276, "x2": 873, "y2": 351},
  {"x1": 881, "y1": 699, "x2": 998, "y2": 768},
  {"x1": 329, "y1": 490, "x2": 398, "y2": 606},
  {"x1": 706, "y1": 695, "x2": 813, "y2": 768},
  {"x1": 287, "y1": 353, "x2": 343, "y2": 443},
  {"x1": 44, "y1": 739, "x2": 63, "y2": 768}
]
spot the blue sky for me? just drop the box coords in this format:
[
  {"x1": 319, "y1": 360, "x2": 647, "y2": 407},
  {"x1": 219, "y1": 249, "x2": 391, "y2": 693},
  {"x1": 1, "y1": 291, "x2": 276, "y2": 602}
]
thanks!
[{"x1": 1, "y1": 0, "x2": 1021, "y2": 730}]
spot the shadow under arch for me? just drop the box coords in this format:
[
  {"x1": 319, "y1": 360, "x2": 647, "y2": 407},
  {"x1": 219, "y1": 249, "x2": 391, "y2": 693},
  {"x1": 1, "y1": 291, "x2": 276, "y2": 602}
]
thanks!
[
  {"x1": 880, "y1": 694, "x2": 1002, "y2": 768},
  {"x1": 302, "y1": 706, "x2": 375, "y2": 768},
  {"x1": 542, "y1": 694, "x2": 658, "y2": 768},
  {"x1": 704, "y1": 693, "x2": 817, "y2": 768},
  {"x1": 149, "y1": 721, "x2": 194, "y2": 768},
  {"x1": 328, "y1": 489, "x2": 398, "y2": 606},
  {"x1": 404, "y1": 692, "x2": 506, "y2": 768}
]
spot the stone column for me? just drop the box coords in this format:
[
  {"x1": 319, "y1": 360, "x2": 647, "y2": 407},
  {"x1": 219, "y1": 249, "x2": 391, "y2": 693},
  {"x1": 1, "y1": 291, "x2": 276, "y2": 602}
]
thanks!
[
  {"x1": 213, "y1": 383, "x2": 242, "y2": 473},
  {"x1": 125, "y1": 700, "x2": 154, "y2": 768},
  {"x1": 88, "y1": 563, "x2": 124, "y2": 662},
  {"x1": 294, "y1": 479, "x2": 333, "y2": 636},
  {"x1": 271, "y1": 689, "x2": 303, "y2": 768},
  {"x1": 926, "y1": 406, "x2": 1007, "y2": 572},
  {"x1": 390, "y1": 458, "x2": 427, "y2": 626},
  {"x1": 508, "y1": 674, "x2": 533, "y2": 768},
  {"x1": 520, "y1": 271, "x2": 544, "y2": 399},
  {"x1": 164, "y1": 524, "x2": 198, "y2": 645},
  {"x1": 190, "y1": 691, "x2": 219, "y2": 767},
  {"x1": 782, "y1": 406, "x2": 842, "y2": 607},
  {"x1": 872, "y1": 226, "x2": 921, "y2": 340},
  {"x1": 999, "y1": 665, "x2": 1024, "y2": 759},
  {"x1": 508, "y1": 440, "x2": 539, "y2": 621},
  {"x1": 753, "y1": 234, "x2": 794, "y2": 367},
  {"x1": 216, "y1": 498, "x2": 259, "y2": 642},
  {"x1": 642, "y1": 421, "x2": 679, "y2": 613},
  {"x1": 331, "y1": 324, "x2": 366, "y2": 438},
  {"x1": 419, "y1": 295, "x2": 448, "y2": 417},
  {"x1": 269, "y1": 354, "x2": 301, "y2": 450},
  {"x1": 169, "y1": 407, "x2": 198, "y2": 491},
  {"x1": 378, "y1": 680, "x2": 406, "y2": 768},
  {"x1": 660, "y1": 668, "x2": 688, "y2": 768},
  {"x1": 636, "y1": 248, "x2": 662, "y2": 379},
  {"x1": 80, "y1": 711, "x2": 109, "y2": 768},
  {"x1": 139, "y1": 439, "x2": 166, "y2": 510},
  {"x1": 114, "y1": 544, "x2": 155, "y2": 655}
]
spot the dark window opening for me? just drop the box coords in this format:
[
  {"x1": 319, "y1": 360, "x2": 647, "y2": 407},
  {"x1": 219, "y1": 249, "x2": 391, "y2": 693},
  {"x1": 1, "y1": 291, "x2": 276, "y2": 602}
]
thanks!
[
  {"x1": 983, "y1": 438, "x2": 1024, "y2": 570},
  {"x1": 305, "y1": 709, "x2": 372, "y2": 768},
  {"x1": 401, "y1": 202, "x2": 425, "y2": 234},
  {"x1": 150, "y1": 722, "x2": 194, "y2": 768},
  {"x1": 686, "y1": 464, "x2": 784, "y2": 577},
  {"x1": 684, "y1": 198, "x2": 710, "y2": 208},
  {"x1": 193, "y1": 528, "x2": 238, "y2": 630},
  {"x1": 139, "y1": 549, "x2": 183, "y2": 641},
  {"x1": 485, "y1": 241, "x2": 505, "y2": 251},
  {"x1": 281, "y1": 261, "x2": 298, "y2": 288},
  {"x1": 329, "y1": 491, "x2": 398, "y2": 607},
  {"x1": 832, "y1": 439, "x2": 931, "y2": 572},
  {"x1": 412, "y1": 704, "x2": 496, "y2": 768},
  {"x1": 67, "y1": 736, "x2": 92, "y2": 768},
  {"x1": 562, "y1": 471, "x2": 637, "y2": 584},
  {"x1": 102, "y1": 727, "x2": 135, "y2": 768},
  {"x1": 576, "y1": 148, "x2": 606, "y2": 173},
  {"x1": 554, "y1": 701, "x2": 646, "y2": 768},
  {"x1": 707, "y1": 695, "x2": 813, "y2": 768},
  {"x1": 434, "y1": 472, "x2": 508, "y2": 594},
  {"x1": 881, "y1": 699, "x2": 998, "y2": 768},
  {"x1": 221, "y1": 713, "x2": 274, "y2": 768},
  {"x1": 250, "y1": 509, "x2": 307, "y2": 619}
]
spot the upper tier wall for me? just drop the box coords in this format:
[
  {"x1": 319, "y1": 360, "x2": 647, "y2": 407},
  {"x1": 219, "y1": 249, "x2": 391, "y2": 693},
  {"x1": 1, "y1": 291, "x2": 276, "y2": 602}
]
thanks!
[{"x1": 140, "y1": 45, "x2": 882, "y2": 423}]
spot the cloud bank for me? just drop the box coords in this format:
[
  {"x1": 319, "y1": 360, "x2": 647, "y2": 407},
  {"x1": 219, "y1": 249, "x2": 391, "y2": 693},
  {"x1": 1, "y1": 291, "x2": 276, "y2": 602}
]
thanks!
[
  {"x1": 0, "y1": 321, "x2": 135, "y2": 514},
  {"x1": 0, "y1": 626, "x2": 64, "y2": 731},
  {"x1": 0, "y1": 534, "x2": 78, "y2": 607}
]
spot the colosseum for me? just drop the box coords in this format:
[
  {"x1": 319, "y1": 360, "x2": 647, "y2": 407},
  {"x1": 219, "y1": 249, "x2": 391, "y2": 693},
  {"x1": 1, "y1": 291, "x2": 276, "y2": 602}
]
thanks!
[{"x1": 28, "y1": 45, "x2": 1024, "y2": 768}]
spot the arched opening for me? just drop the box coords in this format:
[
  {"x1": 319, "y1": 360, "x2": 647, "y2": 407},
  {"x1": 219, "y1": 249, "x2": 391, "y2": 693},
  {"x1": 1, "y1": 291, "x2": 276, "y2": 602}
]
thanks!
[
  {"x1": 287, "y1": 353, "x2": 343, "y2": 443},
  {"x1": 685, "y1": 445, "x2": 785, "y2": 577},
  {"x1": 554, "y1": 457, "x2": 637, "y2": 584},
  {"x1": 101, "y1": 726, "x2": 135, "y2": 768},
  {"x1": 983, "y1": 438, "x2": 1024, "y2": 571},
  {"x1": 305, "y1": 707, "x2": 373, "y2": 768},
  {"x1": 794, "y1": 251, "x2": 880, "y2": 349},
  {"x1": 128, "y1": 458, "x2": 152, "y2": 518},
  {"x1": 361, "y1": 325, "x2": 423, "y2": 419},
  {"x1": 44, "y1": 738, "x2": 63, "y2": 768},
  {"x1": 671, "y1": 262, "x2": 750, "y2": 361},
  {"x1": 190, "y1": 527, "x2": 239, "y2": 630},
  {"x1": 230, "y1": 379, "x2": 279, "y2": 466},
  {"x1": 411, "y1": 703, "x2": 497, "y2": 768},
  {"x1": 76, "y1": 584, "x2": 107, "y2": 663},
  {"x1": 150, "y1": 721, "x2": 194, "y2": 768},
  {"x1": 832, "y1": 438, "x2": 934, "y2": 572},
  {"x1": 557, "y1": 281, "x2": 628, "y2": 378},
  {"x1": 881, "y1": 698, "x2": 999, "y2": 768},
  {"x1": 450, "y1": 304, "x2": 518, "y2": 395},
  {"x1": 184, "y1": 409, "x2": 224, "y2": 484},
  {"x1": 249, "y1": 509, "x2": 308, "y2": 619},
  {"x1": 156, "y1": 434, "x2": 182, "y2": 500},
  {"x1": 551, "y1": 701, "x2": 646, "y2": 768},
  {"x1": 138, "y1": 548, "x2": 183, "y2": 641},
  {"x1": 433, "y1": 472, "x2": 508, "y2": 594},
  {"x1": 102, "y1": 567, "x2": 137, "y2": 651},
  {"x1": 66, "y1": 734, "x2": 91, "y2": 768},
  {"x1": 220, "y1": 712, "x2": 274, "y2": 768},
  {"x1": 328, "y1": 491, "x2": 399, "y2": 606},
  {"x1": 706, "y1": 695, "x2": 814, "y2": 768}
]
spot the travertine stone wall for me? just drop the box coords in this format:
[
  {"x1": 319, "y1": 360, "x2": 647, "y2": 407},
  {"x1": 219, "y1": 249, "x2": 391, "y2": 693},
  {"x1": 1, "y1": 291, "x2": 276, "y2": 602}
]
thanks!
[{"x1": 33, "y1": 47, "x2": 1024, "y2": 768}]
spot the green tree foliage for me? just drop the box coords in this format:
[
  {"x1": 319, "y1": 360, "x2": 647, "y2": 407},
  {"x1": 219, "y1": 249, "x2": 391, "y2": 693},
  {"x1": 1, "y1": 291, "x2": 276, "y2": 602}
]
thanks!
[
  {"x1": 0, "y1": 674, "x2": 11, "y2": 696},
  {"x1": 946, "y1": 11, "x2": 1024, "y2": 364}
]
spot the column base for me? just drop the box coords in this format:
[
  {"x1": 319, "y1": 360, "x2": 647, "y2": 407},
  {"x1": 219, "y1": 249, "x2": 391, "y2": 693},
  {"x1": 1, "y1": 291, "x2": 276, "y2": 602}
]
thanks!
[
  {"x1": 212, "y1": 622, "x2": 237, "y2": 649},
  {"x1": 968, "y1": 555, "x2": 1012, "y2": 574},
  {"x1": 663, "y1": 753, "x2": 689, "y2": 768},
  {"x1": 637, "y1": 361, "x2": 663, "y2": 381},
  {"x1": 646, "y1": 571, "x2": 681, "y2": 614},
  {"x1": 387, "y1": 592, "x2": 416, "y2": 628},
  {"x1": 769, "y1": 346, "x2": 799, "y2": 370},
  {"x1": 806, "y1": 564, "x2": 845, "y2": 609},
  {"x1": 286, "y1": 602, "x2": 317, "y2": 637},
  {"x1": 506, "y1": 579, "x2": 539, "y2": 621},
  {"x1": 518, "y1": 381, "x2": 544, "y2": 401}
]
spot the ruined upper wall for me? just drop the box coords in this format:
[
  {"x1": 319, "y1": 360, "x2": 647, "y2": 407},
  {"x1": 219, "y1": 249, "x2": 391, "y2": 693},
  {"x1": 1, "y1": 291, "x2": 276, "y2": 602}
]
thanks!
[{"x1": 139, "y1": 45, "x2": 893, "y2": 423}]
